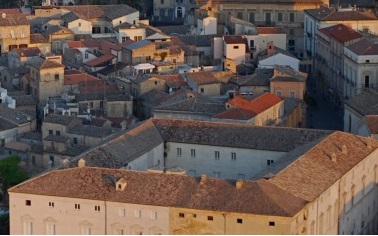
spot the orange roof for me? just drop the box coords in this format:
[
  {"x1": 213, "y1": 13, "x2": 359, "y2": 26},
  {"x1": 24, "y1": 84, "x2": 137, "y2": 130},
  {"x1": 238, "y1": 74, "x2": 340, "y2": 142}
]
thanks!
[
  {"x1": 318, "y1": 24, "x2": 362, "y2": 43},
  {"x1": 215, "y1": 93, "x2": 282, "y2": 120},
  {"x1": 85, "y1": 54, "x2": 116, "y2": 67},
  {"x1": 64, "y1": 70, "x2": 101, "y2": 85},
  {"x1": 257, "y1": 27, "x2": 285, "y2": 35}
]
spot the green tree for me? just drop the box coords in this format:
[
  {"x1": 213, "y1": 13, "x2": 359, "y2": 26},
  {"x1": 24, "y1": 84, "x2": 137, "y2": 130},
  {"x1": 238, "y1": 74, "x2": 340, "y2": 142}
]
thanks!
[{"x1": 0, "y1": 155, "x2": 28, "y2": 206}]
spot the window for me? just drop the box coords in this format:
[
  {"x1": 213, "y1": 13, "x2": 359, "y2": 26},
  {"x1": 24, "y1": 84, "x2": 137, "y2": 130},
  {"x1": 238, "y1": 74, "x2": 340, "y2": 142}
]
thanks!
[
  {"x1": 265, "y1": 12, "x2": 271, "y2": 25},
  {"x1": 179, "y1": 213, "x2": 185, "y2": 218},
  {"x1": 177, "y1": 148, "x2": 182, "y2": 157},
  {"x1": 54, "y1": 74, "x2": 59, "y2": 80},
  {"x1": 135, "y1": 210, "x2": 141, "y2": 218},
  {"x1": 4, "y1": 75, "x2": 7, "y2": 82},
  {"x1": 249, "y1": 12, "x2": 255, "y2": 23},
  {"x1": 45, "y1": 222, "x2": 56, "y2": 235},
  {"x1": 237, "y1": 12, "x2": 243, "y2": 19},
  {"x1": 237, "y1": 218, "x2": 243, "y2": 224},
  {"x1": 190, "y1": 149, "x2": 196, "y2": 157},
  {"x1": 288, "y1": 40, "x2": 295, "y2": 51},
  {"x1": 214, "y1": 151, "x2": 219, "y2": 160},
  {"x1": 233, "y1": 46, "x2": 239, "y2": 49},
  {"x1": 119, "y1": 208, "x2": 126, "y2": 217},
  {"x1": 32, "y1": 156, "x2": 35, "y2": 165},
  {"x1": 134, "y1": 36, "x2": 142, "y2": 41},
  {"x1": 290, "y1": 13, "x2": 295, "y2": 22},
  {"x1": 276, "y1": 91, "x2": 282, "y2": 96},
  {"x1": 269, "y1": 221, "x2": 275, "y2": 226},
  {"x1": 122, "y1": 37, "x2": 126, "y2": 42},
  {"x1": 365, "y1": 75, "x2": 370, "y2": 88},
  {"x1": 200, "y1": 88, "x2": 204, "y2": 93},
  {"x1": 95, "y1": 206, "x2": 100, "y2": 212},
  {"x1": 92, "y1": 26, "x2": 101, "y2": 34},
  {"x1": 49, "y1": 202, "x2": 54, "y2": 207},
  {"x1": 85, "y1": 53, "x2": 88, "y2": 59},
  {"x1": 100, "y1": 101, "x2": 103, "y2": 108},
  {"x1": 161, "y1": 0, "x2": 164, "y2": 3},
  {"x1": 56, "y1": 131, "x2": 60, "y2": 136},
  {"x1": 81, "y1": 226, "x2": 91, "y2": 235},
  {"x1": 207, "y1": 216, "x2": 213, "y2": 221},
  {"x1": 151, "y1": 212, "x2": 158, "y2": 219},
  {"x1": 23, "y1": 221, "x2": 33, "y2": 234},
  {"x1": 366, "y1": 60, "x2": 370, "y2": 63},
  {"x1": 26, "y1": 200, "x2": 31, "y2": 206},
  {"x1": 75, "y1": 203, "x2": 80, "y2": 210},
  {"x1": 267, "y1": 160, "x2": 274, "y2": 165},
  {"x1": 289, "y1": 28, "x2": 294, "y2": 36},
  {"x1": 49, "y1": 130, "x2": 53, "y2": 135},
  {"x1": 231, "y1": 152, "x2": 236, "y2": 161},
  {"x1": 290, "y1": 91, "x2": 295, "y2": 98},
  {"x1": 89, "y1": 102, "x2": 93, "y2": 108},
  {"x1": 74, "y1": 137, "x2": 78, "y2": 144},
  {"x1": 79, "y1": 22, "x2": 81, "y2": 27},
  {"x1": 277, "y1": 12, "x2": 283, "y2": 22},
  {"x1": 154, "y1": 81, "x2": 158, "y2": 85},
  {"x1": 213, "y1": 171, "x2": 220, "y2": 178}
]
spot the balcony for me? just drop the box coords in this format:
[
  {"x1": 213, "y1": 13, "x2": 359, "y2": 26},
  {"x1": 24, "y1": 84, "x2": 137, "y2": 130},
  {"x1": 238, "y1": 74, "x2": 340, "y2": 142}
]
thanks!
[{"x1": 250, "y1": 46, "x2": 256, "y2": 51}]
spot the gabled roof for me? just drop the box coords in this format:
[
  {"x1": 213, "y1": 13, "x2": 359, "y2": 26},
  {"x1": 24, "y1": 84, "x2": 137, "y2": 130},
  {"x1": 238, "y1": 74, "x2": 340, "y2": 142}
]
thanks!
[
  {"x1": 214, "y1": 93, "x2": 282, "y2": 120},
  {"x1": 12, "y1": 47, "x2": 41, "y2": 57},
  {"x1": 184, "y1": 71, "x2": 221, "y2": 85},
  {"x1": 305, "y1": 7, "x2": 378, "y2": 21},
  {"x1": 64, "y1": 70, "x2": 101, "y2": 85},
  {"x1": 8, "y1": 167, "x2": 306, "y2": 217},
  {"x1": 229, "y1": 68, "x2": 273, "y2": 87},
  {"x1": 318, "y1": 24, "x2": 362, "y2": 43},
  {"x1": 0, "y1": 14, "x2": 28, "y2": 26},
  {"x1": 28, "y1": 57, "x2": 65, "y2": 70},
  {"x1": 61, "y1": 11, "x2": 80, "y2": 23},
  {"x1": 149, "y1": 74, "x2": 188, "y2": 89},
  {"x1": 44, "y1": 114, "x2": 82, "y2": 126},
  {"x1": 271, "y1": 65, "x2": 307, "y2": 82},
  {"x1": 66, "y1": 40, "x2": 100, "y2": 49},
  {"x1": 69, "y1": 125, "x2": 114, "y2": 138},
  {"x1": 30, "y1": 34, "x2": 49, "y2": 44},
  {"x1": 224, "y1": 35, "x2": 246, "y2": 44},
  {"x1": 0, "y1": 104, "x2": 35, "y2": 125},
  {"x1": 344, "y1": 89, "x2": 378, "y2": 115},
  {"x1": 43, "y1": 25, "x2": 73, "y2": 36},
  {"x1": 264, "y1": 131, "x2": 378, "y2": 202},
  {"x1": 347, "y1": 38, "x2": 378, "y2": 55},
  {"x1": 123, "y1": 40, "x2": 153, "y2": 51},
  {"x1": 84, "y1": 54, "x2": 116, "y2": 67},
  {"x1": 259, "y1": 46, "x2": 297, "y2": 61}
]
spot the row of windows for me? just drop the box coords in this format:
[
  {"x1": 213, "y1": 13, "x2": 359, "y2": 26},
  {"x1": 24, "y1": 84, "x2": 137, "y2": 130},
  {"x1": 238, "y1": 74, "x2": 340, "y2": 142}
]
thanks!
[
  {"x1": 178, "y1": 212, "x2": 275, "y2": 226},
  {"x1": 27, "y1": 200, "x2": 101, "y2": 212},
  {"x1": 177, "y1": 148, "x2": 275, "y2": 165},
  {"x1": 233, "y1": 11, "x2": 296, "y2": 24}
]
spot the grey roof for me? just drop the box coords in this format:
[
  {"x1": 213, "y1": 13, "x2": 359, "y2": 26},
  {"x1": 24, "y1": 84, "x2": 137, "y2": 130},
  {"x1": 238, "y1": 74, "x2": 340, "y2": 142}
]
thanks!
[
  {"x1": 174, "y1": 35, "x2": 214, "y2": 47},
  {"x1": 271, "y1": 65, "x2": 307, "y2": 82},
  {"x1": 74, "y1": 120, "x2": 164, "y2": 168},
  {"x1": 0, "y1": 104, "x2": 36, "y2": 125},
  {"x1": 123, "y1": 40, "x2": 153, "y2": 51},
  {"x1": 61, "y1": 11, "x2": 80, "y2": 23},
  {"x1": 44, "y1": 134, "x2": 67, "y2": 143},
  {"x1": 62, "y1": 145, "x2": 89, "y2": 157},
  {"x1": 344, "y1": 89, "x2": 378, "y2": 115},
  {"x1": 11, "y1": 95, "x2": 37, "y2": 107},
  {"x1": 283, "y1": 97, "x2": 302, "y2": 116},
  {"x1": 44, "y1": 114, "x2": 82, "y2": 126},
  {"x1": 304, "y1": 7, "x2": 378, "y2": 21},
  {"x1": 155, "y1": 89, "x2": 225, "y2": 115},
  {"x1": 68, "y1": 125, "x2": 114, "y2": 138},
  {"x1": 0, "y1": 117, "x2": 17, "y2": 131},
  {"x1": 43, "y1": 25, "x2": 73, "y2": 36},
  {"x1": 61, "y1": 5, "x2": 138, "y2": 21},
  {"x1": 21, "y1": 132, "x2": 42, "y2": 141},
  {"x1": 230, "y1": 68, "x2": 273, "y2": 87},
  {"x1": 157, "y1": 25, "x2": 191, "y2": 36}
]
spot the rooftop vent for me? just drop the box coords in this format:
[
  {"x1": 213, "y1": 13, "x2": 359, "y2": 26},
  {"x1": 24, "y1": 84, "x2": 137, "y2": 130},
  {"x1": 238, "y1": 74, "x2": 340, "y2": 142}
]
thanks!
[
  {"x1": 331, "y1": 153, "x2": 337, "y2": 162},
  {"x1": 341, "y1": 144, "x2": 347, "y2": 155},
  {"x1": 116, "y1": 178, "x2": 127, "y2": 191},
  {"x1": 200, "y1": 174, "x2": 208, "y2": 185},
  {"x1": 78, "y1": 158, "x2": 86, "y2": 167},
  {"x1": 236, "y1": 180, "x2": 244, "y2": 189}
]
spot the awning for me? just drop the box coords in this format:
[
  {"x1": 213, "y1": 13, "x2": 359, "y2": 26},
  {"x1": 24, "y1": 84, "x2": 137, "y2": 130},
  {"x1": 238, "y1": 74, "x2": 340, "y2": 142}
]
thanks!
[{"x1": 133, "y1": 63, "x2": 155, "y2": 70}]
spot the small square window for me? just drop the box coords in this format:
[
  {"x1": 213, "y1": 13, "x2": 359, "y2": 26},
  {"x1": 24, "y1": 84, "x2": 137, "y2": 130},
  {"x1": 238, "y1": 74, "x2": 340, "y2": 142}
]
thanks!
[
  {"x1": 49, "y1": 202, "x2": 54, "y2": 207},
  {"x1": 233, "y1": 46, "x2": 239, "y2": 49},
  {"x1": 49, "y1": 130, "x2": 53, "y2": 135},
  {"x1": 74, "y1": 137, "x2": 78, "y2": 144},
  {"x1": 237, "y1": 218, "x2": 243, "y2": 224},
  {"x1": 177, "y1": 148, "x2": 182, "y2": 157},
  {"x1": 75, "y1": 203, "x2": 80, "y2": 210},
  {"x1": 214, "y1": 151, "x2": 220, "y2": 160},
  {"x1": 193, "y1": 214, "x2": 197, "y2": 218},
  {"x1": 95, "y1": 206, "x2": 100, "y2": 212},
  {"x1": 207, "y1": 216, "x2": 213, "y2": 221},
  {"x1": 200, "y1": 88, "x2": 204, "y2": 93},
  {"x1": 56, "y1": 131, "x2": 60, "y2": 136},
  {"x1": 54, "y1": 74, "x2": 59, "y2": 80},
  {"x1": 267, "y1": 160, "x2": 274, "y2": 165},
  {"x1": 25, "y1": 200, "x2": 31, "y2": 206},
  {"x1": 191, "y1": 149, "x2": 196, "y2": 157},
  {"x1": 269, "y1": 221, "x2": 275, "y2": 226},
  {"x1": 179, "y1": 213, "x2": 185, "y2": 218}
]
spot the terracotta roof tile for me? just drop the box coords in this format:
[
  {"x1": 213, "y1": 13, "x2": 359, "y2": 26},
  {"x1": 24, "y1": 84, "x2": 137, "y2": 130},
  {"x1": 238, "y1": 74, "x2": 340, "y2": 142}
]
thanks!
[
  {"x1": 347, "y1": 38, "x2": 378, "y2": 55},
  {"x1": 30, "y1": 34, "x2": 49, "y2": 44},
  {"x1": 256, "y1": 27, "x2": 285, "y2": 34},
  {"x1": 224, "y1": 35, "x2": 245, "y2": 44},
  {"x1": 9, "y1": 167, "x2": 307, "y2": 216},
  {"x1": 318, "y1": 24, "x2": 362, "y2": 43},
  {"x1": 64, "y1": 70, "x2": 101, "y2": 85},
  {"x1": 365, "y1": 115, "x2": 378, "y2": 134},
  {"x1": 184, "y1": 71, "x2": 221, "y2": 85},
  {"x1": 84, "y1": 54, "x2": 116, "y2": 67}
]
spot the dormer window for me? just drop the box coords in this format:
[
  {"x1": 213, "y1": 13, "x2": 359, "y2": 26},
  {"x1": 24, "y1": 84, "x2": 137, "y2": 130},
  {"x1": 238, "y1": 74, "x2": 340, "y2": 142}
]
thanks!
[{"x1": 116, "y1": 178, "x2": 127, "y2": 191}]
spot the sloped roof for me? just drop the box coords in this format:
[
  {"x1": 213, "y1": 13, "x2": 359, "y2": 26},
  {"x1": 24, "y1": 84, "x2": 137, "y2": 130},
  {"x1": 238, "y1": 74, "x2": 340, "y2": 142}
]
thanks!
[
  {"x1": 44, "y1": 114, "x2": 82, "y2": 126},
  {"x1": 123, "y1": 40, "x2": 153, "y2": 51},
  {"x1": 84, "y1": 54, "x2": 116, "y2": 67},
  {"x1": 28, "y1": 57, "x2": 65, "y2": 69},
  {"x1": 30, "y1": 34, "x2": 49, "y2": 44},
  {"x1": 266, "y1": 131, "x2": 378, "y2": 201},
  {"x1": 185, "y1": 71, "x2": 221, "y2": 85},
  {"x1": 347, "y1": 38, "x2": 378, "y2": 55},
  {"x1": 259, "y1": 46, "x2": 297, "y2": 61},
  {"x1": 365, "y1": 115, "x2": 378, "y2": 134},
  {"x1": 271, "y1": 65, "x2": 307, "y2": 82},
  {"x1": 344, "y1": 89, "x2": 378, "y2": 115},
  {"x1": 0, "y1": 14, "x2": 28, "y2": 26},
  {"x1": 229, "y1": 68, "x2": 273, "y2": 87},
  {"x1": 9, "y1": 167, "x2": 307, "y2": 217},
  {"x1": 257, "y1": 27, "x2": 285, "y2": 34},
  {"x1": 305, "y1": 7, "x2": 378, "y2": 21},
  {"x1": 69, "y1": 125, "x2": 114, "y2": 138},
  {"x1": 224, "y1": 35, "x2": 246, "y2": 44},
  {"x1": 318, "y1": 24, "x2": 362, "y2": 43}
]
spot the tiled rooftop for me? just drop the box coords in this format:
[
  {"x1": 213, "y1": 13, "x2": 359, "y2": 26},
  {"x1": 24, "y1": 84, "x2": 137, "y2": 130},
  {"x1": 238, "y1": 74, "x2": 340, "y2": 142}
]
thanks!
[
  {"x1": 344, "y1": 89, "x2": 378, "y2": 115},
  {"x1": 9, "y1": 167, "x2": 306, "y2": 216},
  {"x1": 318, "y1": 24, "x2": 362, "y2": 43}
]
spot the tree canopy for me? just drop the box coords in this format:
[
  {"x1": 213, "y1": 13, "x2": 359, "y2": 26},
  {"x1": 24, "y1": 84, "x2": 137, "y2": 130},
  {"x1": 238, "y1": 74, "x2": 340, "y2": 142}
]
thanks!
[{"x1": 0, "y1": 155, "x2": 28, "y2": 206}]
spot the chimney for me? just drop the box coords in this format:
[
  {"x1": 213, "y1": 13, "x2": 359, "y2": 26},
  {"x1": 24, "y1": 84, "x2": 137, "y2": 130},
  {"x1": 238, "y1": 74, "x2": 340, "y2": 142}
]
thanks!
[
  {"x1": 116, "y1": 178, "x2": 127, "y2": 191},
  {"x1": 61, "y1": 158, "x2": 69, "y2": 168},
  {"x1": 200, "y1": 174, "x2": 208, "y2": 185},
  {"x1": 341, "y1": 145, "x2": 347, "y2": 155},
  {"x1": 236, "y1": 180, "x2": 244, "y2": 189},
  {"x1": 78, "y1": 158, "x2": 86, "y2": 167},
  {"x1": 267, "y1": 41, "x2": 275, "y2": 57},
  {"x1": 367, "y1": 138, "x2": 372, "y2": 149},
  {"x1": 331, "y1": 153, "x2": 337, "y2": 162},
  {"x1": 121, "y1": 121, "x2": 127, "y2": 130}
]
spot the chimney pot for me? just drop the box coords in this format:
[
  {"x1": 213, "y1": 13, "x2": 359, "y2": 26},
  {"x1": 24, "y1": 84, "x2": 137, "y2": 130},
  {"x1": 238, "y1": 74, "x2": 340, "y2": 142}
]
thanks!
[
  {"x1": 200, "y1": 174, "x2": 208, "y2": 185},
  {"x1": 331, "y1": 153, "x2": 337, "y2": 162},
  {"x1": 341, "y1": 145, "x2": 347, "y2": 155},
  {"x1": 78, "y1": 158, "x2": 86, "y2": 167},
  {"x1": 236, "y1": 180, "x2": 244, "y2": 189}
]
